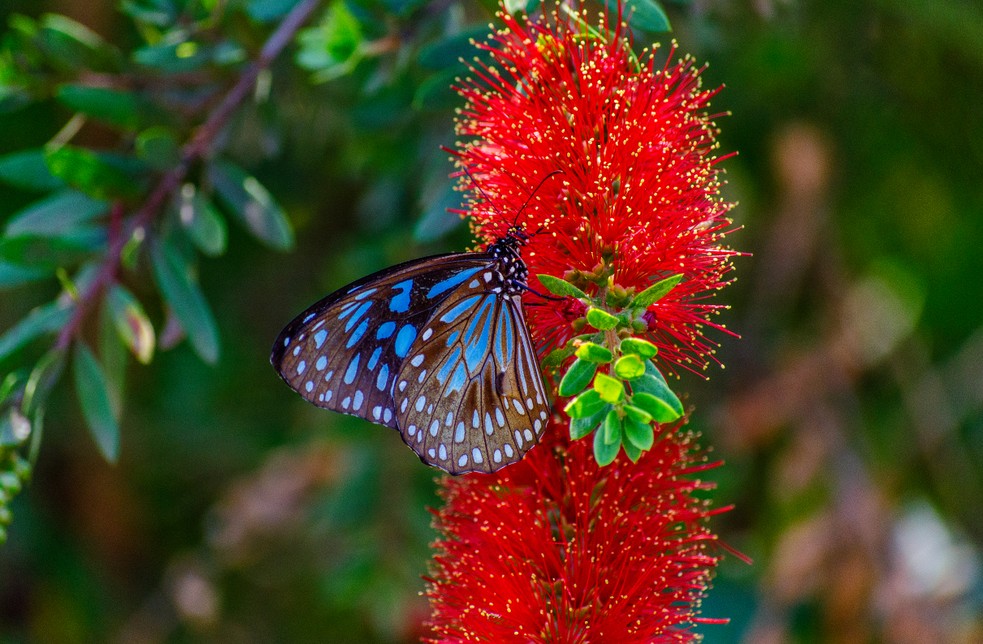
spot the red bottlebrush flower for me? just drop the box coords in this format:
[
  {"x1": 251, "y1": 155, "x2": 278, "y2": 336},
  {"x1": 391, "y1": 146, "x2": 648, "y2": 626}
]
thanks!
[
  {"x1": 454, "y1": 3, "x2": 737, "y2": 373},
  {"x1": 424, "y1": 422, "x2": 725, "y2": 642}
]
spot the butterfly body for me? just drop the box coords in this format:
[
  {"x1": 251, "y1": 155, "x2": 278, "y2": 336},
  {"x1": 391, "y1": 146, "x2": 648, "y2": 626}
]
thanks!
[{"x1": 271, "y1": 228, "x2": 550, "y2": 474}]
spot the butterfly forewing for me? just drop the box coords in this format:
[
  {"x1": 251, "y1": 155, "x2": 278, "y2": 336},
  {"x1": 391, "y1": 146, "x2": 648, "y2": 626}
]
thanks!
[
  {"x1": 271, "y1": 254, "x2": 492, "y2": 430},
  {"x1": 392, "y1": 282, "x2": 550, "y2": 474}
]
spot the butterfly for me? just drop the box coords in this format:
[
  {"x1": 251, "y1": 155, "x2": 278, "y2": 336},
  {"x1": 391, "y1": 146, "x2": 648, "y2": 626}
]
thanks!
[{"x1": 270, "y1": 226, "x2": 550, "y2": 474}]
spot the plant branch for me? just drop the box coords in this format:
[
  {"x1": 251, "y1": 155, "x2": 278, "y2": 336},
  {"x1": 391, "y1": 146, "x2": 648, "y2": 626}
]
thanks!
[{"x1": 55, "y1": 0, "x2": 322, "y2": 352}]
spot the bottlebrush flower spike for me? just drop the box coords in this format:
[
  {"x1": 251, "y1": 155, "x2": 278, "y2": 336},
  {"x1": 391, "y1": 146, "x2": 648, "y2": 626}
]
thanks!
[
  {"x1": 454, "y1": 3, "x2": 737, "y2": 372},
  {"x1": 424, "y1": 425, "x2": 726, "y2": 641}
]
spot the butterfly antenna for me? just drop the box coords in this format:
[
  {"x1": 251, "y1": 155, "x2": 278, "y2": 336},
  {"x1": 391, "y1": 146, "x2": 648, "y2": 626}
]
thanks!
[{"x1": 512, "y1": 170, "x2": 564, "y2": 228}]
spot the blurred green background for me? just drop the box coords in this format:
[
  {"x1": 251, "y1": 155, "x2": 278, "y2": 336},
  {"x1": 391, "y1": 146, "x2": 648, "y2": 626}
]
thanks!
[{"x1": 1, "y1": 0, "x2": 981, "y2": 642}]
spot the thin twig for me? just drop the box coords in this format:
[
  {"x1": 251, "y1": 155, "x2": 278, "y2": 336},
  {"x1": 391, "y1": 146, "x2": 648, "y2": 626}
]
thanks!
[{"x1": 55, "y1": 0, "x2": 322, "y2": 352}]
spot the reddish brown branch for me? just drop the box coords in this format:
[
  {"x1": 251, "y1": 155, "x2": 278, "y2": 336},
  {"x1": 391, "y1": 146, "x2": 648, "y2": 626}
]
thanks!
[{"x1": 55, "y1": 0, "x2": 322, "y2": 352}]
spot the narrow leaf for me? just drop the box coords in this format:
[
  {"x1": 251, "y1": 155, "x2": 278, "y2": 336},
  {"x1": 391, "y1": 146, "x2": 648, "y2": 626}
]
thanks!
[
  {"x1": 0, "y1": 233, "x2": 104, "y2": 268},
  {"x1": 0, "y1": 262, "x2": 51, "y2": 289},
  {"x1": 632, "y1": 274, "x2": 683, "y2": 309},
  {"x1": 0, "y1": 302, "x2": 73, "y2": 363},
  {"x1": 208, "y1": 161, "x2": 294, "y2": 251},
  {"x1": 73, "y1": 343, "x2": 120, "y2": 461},
  {"x1": 5, "y1": 190, "x2": 107, "y2": 236},
  {"x1": 558, "y1": 358, "x2": 597, "y2": 397},
  {"x1": 0, "y1": 149, "x2": 63, "y2": 191},
  {"x1": 176, "y1": 183, "x2": 227, "y2": 256},
  {"x1": 56, "y1": 84, "x2": 155, "y2": 130},
  {"x1": 541, "y1": 345, "x2": 575, "y2": 370},
  {"x1": 136, "y1": 127, "x2": 181, "y2": 170},
  {"x1": 106, "y1": 284, "x2": 155, "y2": 364},
  {"x1": 150, "y1": 241, "x2": 220, "y2": 364},
  {"x1": 45, "y1": 147, "x2": 147, "y2": 200},
  {"x1": 536, "y1": 274, "x2": 589, "y2": 300}
]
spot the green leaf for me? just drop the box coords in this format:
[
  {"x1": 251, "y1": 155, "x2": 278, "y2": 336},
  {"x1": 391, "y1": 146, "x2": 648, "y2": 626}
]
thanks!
[
  {"x1": 586, "y1": 307, "x2": 619, "y2": 330},
  {"x1": 136, "y1": 127, "x2": 181, "y2": 170},
  {"x1": 45, "y1": 147, "x2": 147, "y2": 200},
  {"x1": 623, "y1": 403, "x2": 652, "y2": 425},
  {"x1": 0, "y1": 302, "x2": 73, "y2": 364},
  {"x1": 150, "y1": 240, "x2": 220, "y2": 364},
  {"x1": 175, "y1": 183, "x2": 227, "y2": 256},
  {"x1": 106, "y1": 285, "x2": 155, "y2": 364},
  {"x1": 5, "y1": 190, "x2": 107, "y2": 236},
  {"x1": 622, "y1": 436, "x2": 642, "y2": 462},
  {"x1": 631, "y1": 391, "x2": 682, "y2": 423},
  {"x1": 99, "y1": 298, "x2": 127, "y2": 408},
  {"x1": 632, "y1": 374, "x2": 683, "y2": 416},
  {"x1": 563, "y1": 388, "x2": 606, "y2": 419},
  {"x1": 37, "y1": 14, "x2": 119, "y2": 73},
  {"x1": 0, "y1": 149, "x2": 64, "y2": 191},
  {"x1": 56, "y1": 84, "x2": 158, "y2": 130},
  {"x1": 574, "y1": 342, "x2": 613, "y2": 363},
  {"x1": 602, "y1": 408, "x2": 621, "y2": 445},
  {"x1": 620, "y1": 336, "x2": 658, "y2": 359},
  {"x1": 624, "y1": 416, "x2": 654, "y2": 451},
  {"x1": 644, "y1": 358, "x2": 668, "y2": 383},
  {"x1": 0, "y1": 233, "x2": 104, "y2": 268},
  {"x1": 73, "y1": 343, "x2": 120, "y2": 462},
  {"x1": 0, "y1": 261, "x2": 51, "y2": 289},
  {"x1": 593, "y1": 421, "x2": 621, "y2": 466},
  {"x1": 593, "y1": 371, "x2": 624, "y2": 404},
  {"x1": 613, "y1": 354, "x2": 645, "y2": 380},
  {"x1": 570, "y1": 405, "x2": 609, "y2": 440},
  {"x1": 632, "y1": 274, "x2": 683, "y2": 309},
  {"x1": 208, "y1": 161, "x2": 294, "y2": 251},
  {"x1": 536, "y1": 274, "x2": 589, "y2": 300},
  {"x1": 624, "y1": 0, "x2": 672, "y2": 33},
  {"x1": 558, "y1": 358, "x2": 597, "y2": 397},
  {"x1": 296, "y1": 0, "x2": 363, "y2": 78},
  {"x1": 133, "y1": 41, "x2": 210, "y2": 73}
]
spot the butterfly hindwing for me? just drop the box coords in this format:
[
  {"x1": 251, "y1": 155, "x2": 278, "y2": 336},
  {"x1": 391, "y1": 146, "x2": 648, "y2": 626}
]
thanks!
[
  {"x1": 392, "y1": 282, "x2": 550, "y2": 474},
  {"x1": 271, "y1": 253, "x2": 493, "y2": 430}
]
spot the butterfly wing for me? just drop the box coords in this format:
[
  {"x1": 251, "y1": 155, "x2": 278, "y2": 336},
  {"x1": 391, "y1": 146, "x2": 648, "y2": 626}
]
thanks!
[
  {"x1": 392, "y1": 286, "x2": 550, "y2": 474},
  {"x1": 271, "y1": 253, "x2": 492, "y2": 430}
]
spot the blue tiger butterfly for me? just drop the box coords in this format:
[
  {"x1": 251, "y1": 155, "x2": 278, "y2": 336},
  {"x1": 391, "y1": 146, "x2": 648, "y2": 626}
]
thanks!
[{"x1": 270, "y1": 226, "x2": 550, "y2": 474}]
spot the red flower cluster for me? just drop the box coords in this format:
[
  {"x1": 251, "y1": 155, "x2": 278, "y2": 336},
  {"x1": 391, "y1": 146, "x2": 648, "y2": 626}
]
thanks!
[
  {"x1": 454, "y1": 5, "x2": 737, "y2": 371},
  {"x1": 427, "y1": 3, "x2": 738, "y2": 639},
  {"x1": 424, "y1": 429, "x2": 725, "y2": 642}
]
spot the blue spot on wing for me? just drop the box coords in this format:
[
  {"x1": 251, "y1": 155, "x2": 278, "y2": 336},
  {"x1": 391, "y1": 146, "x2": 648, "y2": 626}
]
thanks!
[
  {"x1": 346, "y1": 319, "x2": 369, "y2": 348},
  {"x1": 440, "y1": 295, "x2": 482, "y2": 324},
  {"x1": 344, "y1": 301, "x2": 372, "y2": 331},
  {"x1": 427, "y1": 267, "x2": 482, "y2": 299},
  {"x1": 376, "y1": 364, "x2": 389, "y2": 391},
  {"x1": 367, "y1": 346, "x2": 382, "y2": 370},
  {"x1": 376, "y1": 321, "x2": 396, "y2": 340},
  {"x1": 389, "y1": 280, "x2": 413, "y2": 312},
  {"x1": 394, "y1": 325, "x2": 417, "y2": 358},
  {"x1": 437, "y1": 346, "x2": 462, "y2": 384},
  {"x1": 463, "y1": 300, "x2": 494, "y2": 370},
  {"x1": 344, "y1": 353, "x2": 361, "y2": 384},
  {"x1": 314, "y1": 329, "x2": 328, "y2": 349}
]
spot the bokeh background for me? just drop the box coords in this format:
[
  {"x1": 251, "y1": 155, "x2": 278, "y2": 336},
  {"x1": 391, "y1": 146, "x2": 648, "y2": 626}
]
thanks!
[{"x1": 1, "y1": 0, "x2": 982, "y2": 642}]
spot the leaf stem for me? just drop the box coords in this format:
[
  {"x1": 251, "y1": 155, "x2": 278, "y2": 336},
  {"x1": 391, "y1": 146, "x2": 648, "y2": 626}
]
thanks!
[{"x1": 54, "y1": 0, "x2": 323, "y2": 352}]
